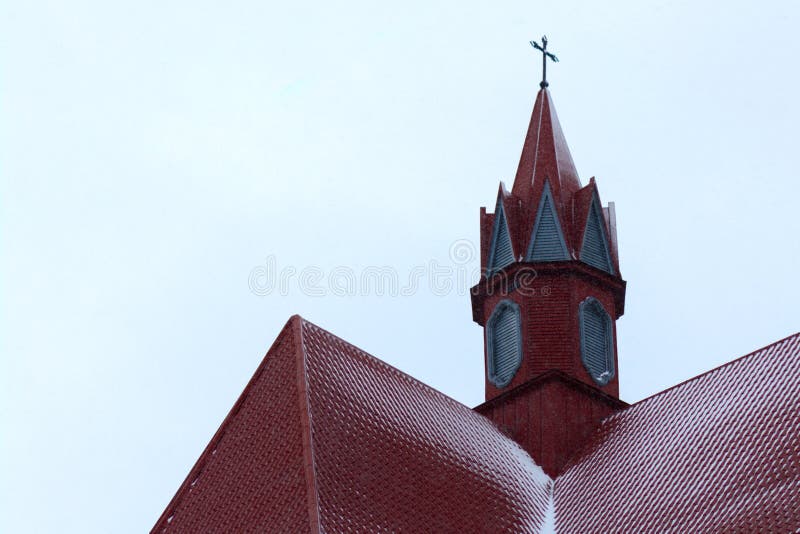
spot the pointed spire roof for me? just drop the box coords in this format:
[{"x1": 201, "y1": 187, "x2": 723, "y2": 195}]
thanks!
[{"x1": 511, "y1": 88, "x2": 582, "y2": 208}]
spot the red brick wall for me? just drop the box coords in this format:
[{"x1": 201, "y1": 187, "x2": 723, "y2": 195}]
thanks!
[{"x1": 475, "y1": 375, "x2": 625, "y2": 477}]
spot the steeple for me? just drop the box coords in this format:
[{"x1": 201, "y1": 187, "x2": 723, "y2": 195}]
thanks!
[{"x1": 471, "y1": 63, "x2": 627, "y2": 477}]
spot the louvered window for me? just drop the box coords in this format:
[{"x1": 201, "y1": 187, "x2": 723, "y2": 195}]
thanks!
[
  {"x1": 580, "y1": 199, "x2": 614, "y2": 274},
  {"x1": 488, "y1": 205, "x2": 515, "y2": 275},
  {"x1": 487, "y1": 300, "x2": 522, "y2": 388},
  {"x1": 579, "y1": 298, "x2": 615, "y2": 385},
  {"x1": 527, "y1": 182, "x2": 569, "y2": 261}
]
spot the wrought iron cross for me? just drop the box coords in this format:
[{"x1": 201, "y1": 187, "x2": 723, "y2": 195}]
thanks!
[{"x1": 530, "y1": 36, "x2": 559, "y2": 88}]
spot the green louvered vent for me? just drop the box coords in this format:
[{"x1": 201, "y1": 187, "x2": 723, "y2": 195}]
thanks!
[
  {"x1": 527, "y1": 185, "x2": 569, "y2": 261},
  {"x1": 580, "y1": 200, "x2": 614, "y2": 274},
  {"x1": 580, "y1": 298, "x2": 615, "y2": 385},
  {"x1": 487, "y1": 301, "x2": 522, "y2": 388},
  {"x1": 489, "y1": 207, "x2": 515, "y2": 275}
]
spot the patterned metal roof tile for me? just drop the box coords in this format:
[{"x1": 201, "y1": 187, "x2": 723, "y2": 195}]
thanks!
[
  {"x1": 153, "y1": 318, "x2": 800, "y2": 532},
  {"x1": 152, "y1": 317, "x2": 553, "y2": 533},
  {"x1": 301, "y1": 320, "x2": 553, "y2": 533},
  {"x1": 555, "y1": 333, "x2": 800, "y2": 533}
]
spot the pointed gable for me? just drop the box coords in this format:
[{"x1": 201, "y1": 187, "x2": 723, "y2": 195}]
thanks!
[
  {"x1": 153, "y1": 316, "x2": 554, "y2": 533},
  {"x1": 487, "y1": 196, "x2": 515, "y2": 275},
  {"x1": 580, "y1": 193, "x2": 614, "y2": 274},
  {"x1": 527, "y1": 181, "x2": 569, "y2": 261}
]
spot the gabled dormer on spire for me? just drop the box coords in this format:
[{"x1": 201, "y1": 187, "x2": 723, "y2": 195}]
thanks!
[
  {"x1": 526, "y1": 181, "x2": 569, "y2": 262},
  {"x1": 486, "y1": 189, "x2": 516, "y2": 275},
  {"x1": 580, "y1": 191, "x2": 614, "y2": 274},
  {"x1": 572, "y1": 179, "x2": 617, "y2": 275}
]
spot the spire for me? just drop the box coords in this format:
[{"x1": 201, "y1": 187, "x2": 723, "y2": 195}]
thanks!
[
  {"x1": 472, "y1": 48, "x2": 627, "y2": 477},
  {"x1": 511, "y1": 88, "x2": 582, "y2": 210}
]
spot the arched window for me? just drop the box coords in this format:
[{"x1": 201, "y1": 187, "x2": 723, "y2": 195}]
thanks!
[
  {"x1": 487, "y1": 300, "x2": 522, "y2": 388},
  {"x1": 579, "y1": 297, "x2": 615, "y2": 385}
]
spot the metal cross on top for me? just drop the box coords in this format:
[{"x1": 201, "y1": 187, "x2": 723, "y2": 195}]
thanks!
[{"x1": 530, "y1": 36, "x2": 559, "y2": 88}]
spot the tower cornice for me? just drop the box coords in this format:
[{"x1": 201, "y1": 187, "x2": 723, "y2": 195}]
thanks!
[
  {"x1": 474, "y1": 369, "x2": 629, "y2": 417},
  {"x1": 471, "y1": 260, "x2": 627, "y2": 325}
]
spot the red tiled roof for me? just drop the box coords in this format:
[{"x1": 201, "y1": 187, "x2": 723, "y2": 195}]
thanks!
[
  {"x1": 152, "y1": 320, "x2": 313, "y2": 533},
  {"x1": 556, "y1": 332, "x2": 800, "y2": 533},
  {"x1": 154, "y1": 318, "x2": 800, "y2": 532},
  {"x1": 152, "y1": 316, "x2": 553, "y2": 533}
]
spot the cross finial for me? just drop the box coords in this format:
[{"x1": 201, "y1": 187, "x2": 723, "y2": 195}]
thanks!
[{"x1": 530, "y1": 36, "x2": 559, "y2": 89}]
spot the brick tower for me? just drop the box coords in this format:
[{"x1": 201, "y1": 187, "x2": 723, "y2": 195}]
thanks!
[{"x1": 471, "y1": 85, "x2": 627, "y2": 477}]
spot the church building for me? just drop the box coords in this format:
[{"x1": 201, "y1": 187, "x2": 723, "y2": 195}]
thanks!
[{"x1": 152, "y1": 44, "x2": 800, "y2": 532}]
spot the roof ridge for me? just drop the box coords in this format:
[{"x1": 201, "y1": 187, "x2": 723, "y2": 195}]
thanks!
[
  {"x1": 626, "y1": 330, "x2": 800, "y2": 409},
  {"x1": 543, "y1": 91, "x2": 560, "y2": 193},
  {"x1": 530, "y1": 89, "x2": 545, "y2": 190},
  {"x1": 292, "y1": 316, "x2": 323, "y2": 534}
]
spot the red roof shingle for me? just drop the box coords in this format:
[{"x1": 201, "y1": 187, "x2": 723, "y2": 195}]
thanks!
[
  {"x1": 153, "y1": 320, "x2": 313, "y2": 533},
  {"x1": 154, "y1": 318, "x2": 800, "y2": 532},
  {"x1": 556, "y1": 332, "x2": 800, "y2": 533},
  {"x1": 153, "y1": 316, "x2": 553, "y2": 533}
]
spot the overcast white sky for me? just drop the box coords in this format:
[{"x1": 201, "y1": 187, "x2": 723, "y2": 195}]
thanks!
[{"x1": 2, "y1": 0, "x2": 799, "y2": 532}]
